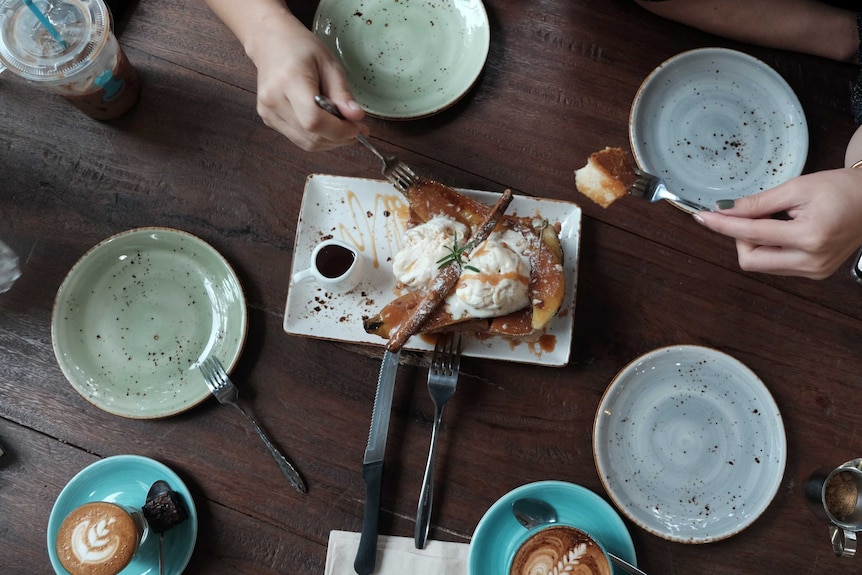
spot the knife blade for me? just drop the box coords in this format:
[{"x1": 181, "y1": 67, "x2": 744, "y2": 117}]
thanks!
[{"x1": 354, "y1": 349, "x2": 401, "y2": 575}]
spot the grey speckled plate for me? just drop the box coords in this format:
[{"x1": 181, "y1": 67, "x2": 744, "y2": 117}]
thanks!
[
  {"x1": 593, "y1": 345, "x2": 786, "y2": 543},
  {"x1": 630, "y1": 47, "x2": 808, "y2": 212},
  {"x1": 313, "y1": 0, "x2": 490, "y2": 120},
  {"x1": 52, "y1": 228, "x2": 247, "y2": 419}
]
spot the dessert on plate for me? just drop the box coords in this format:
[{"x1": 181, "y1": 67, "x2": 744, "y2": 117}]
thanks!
[
  {"x1": 363, "y1": 177, "x2": 566, "y2": 351},
  {"x1": 574, "y1": 147, "x2": 637, "y2": 207}
]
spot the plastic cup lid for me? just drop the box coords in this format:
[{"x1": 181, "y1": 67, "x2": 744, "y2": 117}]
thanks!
[{"x1": 0, "y1": 0, "x2": 109, "y2": 81}]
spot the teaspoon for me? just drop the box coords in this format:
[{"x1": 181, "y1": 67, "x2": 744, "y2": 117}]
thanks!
[
  {"x1": 144, "y1": 480, "x2": 189, "y2": 575},
  {"x1": 145, "y1": 480, "x2": 171, "y2": 575},
  {"x1": 511, "y1": 497, "x2": 648, "y2": 575}
]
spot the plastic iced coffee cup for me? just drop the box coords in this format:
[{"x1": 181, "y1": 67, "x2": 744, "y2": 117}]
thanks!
[{"x1": 0, "y1": 0, "x2": 141, "y2": 120}]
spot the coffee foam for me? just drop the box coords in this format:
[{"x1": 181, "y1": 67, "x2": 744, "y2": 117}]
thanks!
[
  {"x1": 56, "y1": 502, "x2": 140, "y2": 575},
  {"x1": 510, "y1": 525, "x2": 610, "y2": 575}
]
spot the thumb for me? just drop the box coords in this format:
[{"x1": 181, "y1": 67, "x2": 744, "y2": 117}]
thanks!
[{"x1": 319, "y1": 64, "x2": 365, "y2": 123}]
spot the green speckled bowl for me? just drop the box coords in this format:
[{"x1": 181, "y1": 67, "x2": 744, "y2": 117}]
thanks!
[
  {"x1": 52, "y1": 227, "x2": 247, "y2": 418},
  {"x1": 313, "y1": 0, "x2": 490, "y2": 119}
]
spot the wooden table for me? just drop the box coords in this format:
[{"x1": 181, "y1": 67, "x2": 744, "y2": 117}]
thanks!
[{"x1": 2, "y1": 0, "x2": 861, "y2": 573}]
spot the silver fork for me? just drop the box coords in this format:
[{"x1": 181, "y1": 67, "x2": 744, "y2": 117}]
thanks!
[
  {"x1": 199, "y1": 356, "x2": 307, "y2": 494},
  {"x1": 630, "y1": 167, "x2": 713, "y2": 213},
  {"x1": 314, "y1": 95, "x2": 418, "y2": 192},
  {"x1": 414, "y1": 332, "x2": 462, "y2": 549}
]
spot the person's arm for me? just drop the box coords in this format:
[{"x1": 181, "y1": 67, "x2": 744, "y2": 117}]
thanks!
[
  {"x1": 636, "y1": 0, "x2": 858, "y2": 63},
  {"x1": 204, "y1": 0, "x2": 366, "y2": 151}
]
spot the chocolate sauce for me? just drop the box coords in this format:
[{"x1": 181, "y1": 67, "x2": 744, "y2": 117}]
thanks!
[{"x1": 316, "y1": 244, "x2": 355, "y2": 278}]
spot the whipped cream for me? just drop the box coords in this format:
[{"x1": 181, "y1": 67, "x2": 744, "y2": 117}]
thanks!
[
  {"x1": 393, "y1": 215, "x2": 470, "y2": 290},
  {"x1": 393, "y1": 216, "x2": 531, "y2": 318}
]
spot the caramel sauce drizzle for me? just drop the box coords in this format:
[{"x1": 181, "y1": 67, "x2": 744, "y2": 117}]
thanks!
[{"x1": 337, "y1": 190, "x2": 408, "y2": 268}]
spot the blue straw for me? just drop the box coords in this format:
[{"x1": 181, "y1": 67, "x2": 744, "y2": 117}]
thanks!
[{"x1": 23, "y1": 0, "x2": 66, "y2": 48}]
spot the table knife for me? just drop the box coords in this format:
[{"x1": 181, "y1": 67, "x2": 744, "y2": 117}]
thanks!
[{"x1": 354, "y1": 349, "x2": 401, "y2": 575}]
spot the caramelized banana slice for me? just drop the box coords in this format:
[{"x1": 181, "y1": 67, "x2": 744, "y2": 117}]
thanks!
[{"x1": 402, "y1": 177, "x2": 491, "y2": 228}]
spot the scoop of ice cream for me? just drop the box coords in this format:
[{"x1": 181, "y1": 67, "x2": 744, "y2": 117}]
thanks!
[
  {"x1": 393, "y1": 215, "x2": 469, "y2": 290},
  {"x1": 449, "y1": 229, "x2": 530, "y2": 319},
  {"x1": 393, "y1": 216, "x2": 531, "y2": 318}
]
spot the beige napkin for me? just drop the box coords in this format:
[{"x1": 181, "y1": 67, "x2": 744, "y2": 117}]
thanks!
[{"x1": 324, "y1": 530, "x2": 470, "y2": 575}]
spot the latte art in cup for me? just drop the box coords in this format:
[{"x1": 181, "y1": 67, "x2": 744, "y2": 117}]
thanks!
[
  {"x1": 56, "y1": 502, "x2": 146, "y2": 575},
  {"x1": 510, "y1": 525, "x2": 611, "y2": 575}
]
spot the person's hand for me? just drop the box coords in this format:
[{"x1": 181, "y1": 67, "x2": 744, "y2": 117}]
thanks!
[
  {"x1": 246, "y1": 14, "x2": 367, "y2": 151},
  {"x1": 693, "y1": 168, "x2": 862, "y2": 279}
]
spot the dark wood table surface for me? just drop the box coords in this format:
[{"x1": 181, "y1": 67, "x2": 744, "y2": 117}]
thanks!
[{"x1": 2, "y1": 0, "x2": 861, "y2": 573}]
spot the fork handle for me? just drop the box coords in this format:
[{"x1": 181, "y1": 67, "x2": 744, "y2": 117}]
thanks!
[
  {"x1": 233, "y1": 403, "x2": 307, "y2": 494},
  {"x1": 414, "y1": 408, "x2": 443, "y2": 549},
  {"x1": 314, "y1": 95, "x2": 387, "y2": 165},
  {"x1": 671, "y1": 195, "x2": 714, "y2": 213}
]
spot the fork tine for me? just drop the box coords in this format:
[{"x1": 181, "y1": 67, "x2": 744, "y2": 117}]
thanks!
[
  {"x1": 209, "y1": 355, "x2": 225, "y2": 374},
  {"x1": 428, "y1": 332, "x2": 461, "y2": 376},
  {"x1": 628, "y1": 180, "x2": 649, "y2": 198},
  {"x1": 629, "y1": 168, "x2": 713, "y2": 212},
  {"x1": 200, "y1": 356, "x2": 229, "y2": 391},
  {"x1": 213, "y1": 366, "x2": 227, "y2": 388},
  {"x1": 386, "y1": 161, "x2": 417, "y2": 192},
  {"x1": 628, "y1": 169, "x2": 660, "y2": 201},
  {"x1": 200, "y1": 358, "x2": 213, "y2": 386},
  {"x1": 444, "y1": 333, "x2": 462, "y2": 375},
  {"x1": 430, "y1": 334, "x2": 447, "y2": 372},
  {"x1": 395, "y1": 162, "x2": 417, "y2": 180}
]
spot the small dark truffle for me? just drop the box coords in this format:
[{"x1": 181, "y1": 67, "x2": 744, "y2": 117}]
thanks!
[{"x1": 142, "y1": 490, "x2": 189, "y2": 534}]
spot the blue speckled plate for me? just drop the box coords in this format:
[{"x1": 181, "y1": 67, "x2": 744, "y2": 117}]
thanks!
[
  {"x1": 468, "y1": 481, "x2": 637, "y2": 575},
  {"x1": 52, "y1": 227, "x2": 247, "y2": 418},
  {"x1": 593, "y1": 345, "x2": 787, "y2": 543},
  {"x1": 313, "y1": 0, "x2": 490, "y2": 119},
  {"x1": 47, "y1": 455, "x2": 197, "y2": 575},
  {"x1": 629, "y1": 48, "x2": 808, "y2": 212}
]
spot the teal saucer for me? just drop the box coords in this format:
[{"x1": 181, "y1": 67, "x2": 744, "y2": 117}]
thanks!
[
  {"x1": 47, "y1": 455, "x2": 197, "y2": 575},
  {"x1": 468, "y1": 481, "x2": 636, "y2": 575}
]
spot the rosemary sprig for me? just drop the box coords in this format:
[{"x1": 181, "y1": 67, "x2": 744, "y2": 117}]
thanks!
[{"x1": 436, "y1": 233, "x2": 480, "y2": 272}]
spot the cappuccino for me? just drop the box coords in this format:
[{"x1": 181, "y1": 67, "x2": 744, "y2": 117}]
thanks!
[
  {"x1": 56, "y1": 502, "x2": 145, "y2": 575},
  {"x1": 510, "y1": 525, "x2": 611, "y2": 575}
]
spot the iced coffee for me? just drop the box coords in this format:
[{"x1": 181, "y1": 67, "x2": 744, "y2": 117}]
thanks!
[{"x1": 0, "y1": 0, "x2": 141, "y2": 120}]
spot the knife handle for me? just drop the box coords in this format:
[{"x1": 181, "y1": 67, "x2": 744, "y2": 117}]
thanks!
[{"x1": 354, "y1": 461, "x2": 384, "y2": 575}]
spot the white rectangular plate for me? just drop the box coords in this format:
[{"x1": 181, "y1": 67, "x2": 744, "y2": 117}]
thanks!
[{"x1": 283, "y1": 175, "x2": 582, "y2": 366}]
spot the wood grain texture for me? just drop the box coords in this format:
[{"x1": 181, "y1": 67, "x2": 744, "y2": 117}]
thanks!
[{"x1": 1, "y1": 0, "x2": 861, "y2": 573}]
